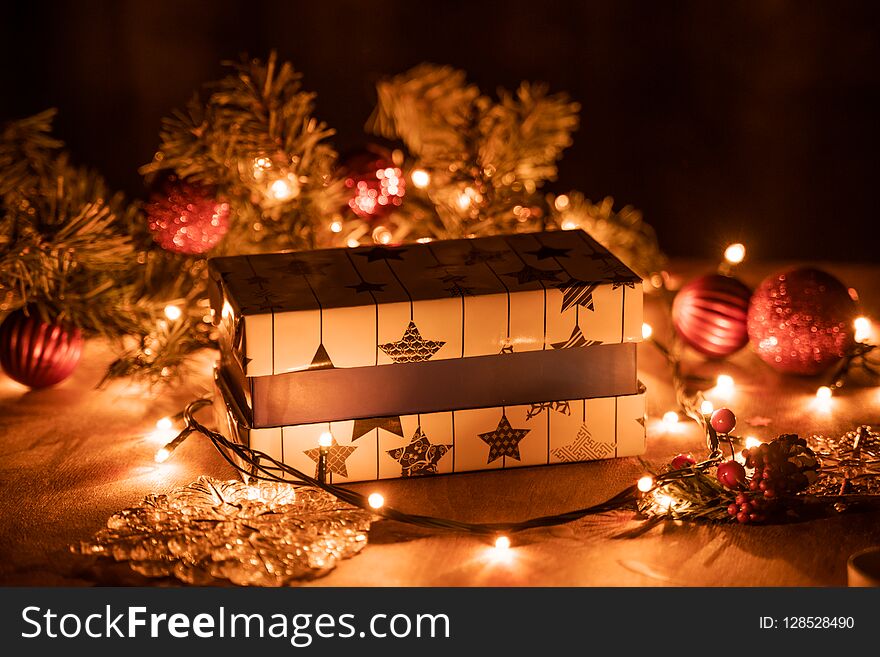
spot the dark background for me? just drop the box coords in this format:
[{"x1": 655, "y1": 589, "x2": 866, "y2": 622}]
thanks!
[{"x1": 2, "y1": 0, "x2": 878, "y2": 261}]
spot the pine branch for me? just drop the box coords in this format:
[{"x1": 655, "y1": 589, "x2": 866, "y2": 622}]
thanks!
[
  {"x1": 358, "y1": 64, "x2": 579, "y2": 240},
  {"x1": 142, "y1": 51, "x2": 345, "y2": 253}
]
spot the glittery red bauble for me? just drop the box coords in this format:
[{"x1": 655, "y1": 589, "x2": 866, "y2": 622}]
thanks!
[
  {"x1": 710, "y1": 408, "x2": 737, "y2": 434},
  {"x1": 146, "y1": 179, "x2": 230, "y2": 254},
  {"x1": 716, "y1": 460, "x2": 747, "y2": 489},
  {"x1": 747, "y1": 267, "x2": 856, "y2": 375},
  {"x1": 0, "y1": 308, "x2": 83, "y2": 388},
  {"x1": 672, "y1": 274, "x2": 751, "y2": 358},
  {"x1": 340, "y1": 147, "x2": 405, "y2": 218}
]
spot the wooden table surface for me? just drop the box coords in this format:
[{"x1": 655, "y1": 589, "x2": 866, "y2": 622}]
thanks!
[{"x1": 1, "y1": 261, "x2": 878, "y2": 587}]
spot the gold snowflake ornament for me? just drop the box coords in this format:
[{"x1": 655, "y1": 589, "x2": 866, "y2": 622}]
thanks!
[{"x1": 73, "y1": 477, "x2": 372, "y2": 586}]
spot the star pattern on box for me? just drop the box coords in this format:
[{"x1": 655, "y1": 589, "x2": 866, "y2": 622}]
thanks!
[
  {"x1": 355, "y1": 246, "x2": 406, "y2": 262},
  {"x1": 558, "y1": 278, "x2": 599, "y2": 313},
  {"x1": 308, "y1": 343, "x2": 335, "y2": 370},
  {"x1": 303, "y1": 438, "x2": 358, "y2": 479},
  {"x1": 551, "y1": 424, "x2": 613, "y2": 463},
  {"x1": 551, "y1": 325, "x2": 602, "y2": 350},
  {"x1": 351, "y1": 416, "x2": 404, "y2": 441},
  {"x1": 379, "y1": 321, "x2": 445, "y2": 363},
  {"x1": 611, "y1": 279, "x2": 638, "y2": 289},
  {"x1": 502, "y1": 264, "x2": 561, "y2": 285},
  {"x1": 444, "y1": 282, "x2": 477, "y2": 297},
  {"x1": 463, "y1": 247, "x2": 507, "y2": 266},
  {"x1": 526, "y1": 245, "x2": 572, "y2": 260},
  {"x1": 525, "y1": 400, "x2": 572, "y2": 420},
  {"x1": 346, "y1": 280, "x2": 387, "y2": 294},
  {"x1": 478, "y1": 414, "x2": 530, "y2": 464},
  {"x1": 386, "y1": 427, "x2": 452, "y2": 477}
]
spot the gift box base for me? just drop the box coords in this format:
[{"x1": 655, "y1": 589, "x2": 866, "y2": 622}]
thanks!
[{"x1": 213, "y1": 370, "x2": 646, "y2": 484}]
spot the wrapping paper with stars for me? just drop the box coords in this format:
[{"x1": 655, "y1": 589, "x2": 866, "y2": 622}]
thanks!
[{"x1": 208, "y1": 231, "x2": 646, "y2": 483}]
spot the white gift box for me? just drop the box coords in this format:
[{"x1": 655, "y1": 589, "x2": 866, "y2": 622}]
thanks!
[{"x1": 208, "y1": 230, "x2": 647, "y2": 482}]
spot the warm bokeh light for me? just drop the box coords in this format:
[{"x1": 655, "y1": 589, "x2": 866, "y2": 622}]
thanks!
[
  {"x1": 656, "y1": 494, "x2": 674, "y2": 510},
  {"x1": 330, "y1": 220, "x2": 343, "y2": 233},
  {"x1": 745, "y1": 436, "x2": 762, "y2": 449},
  {"x1": 700, "y1": 400, "x2": 714, "y2": 415},
  {"x1": 662, "y1": 411, "x2": 679, "y2": 425},
  {"x1": 154, "y1": 447, "x2": 171, "y2": 464},
  {"x1": 854, "y1": 316, "x2": 872, "y2": 343},
  {"x1": 318, "y1": 431, "x2": 334, "y2": 448},
  {"x1": 715, "y1": 374, "x2": 735, "y2": 397},
  {"x1": 456, "y1": 191, "x2": 472, "y2": 210},
  {"x1": 372, "y1": 226, "x2": 393, "y2": 244},
  {"x1": 416, "y1": 237, "x2": 433, "y2": 243},
  {"x1": 347, "y1": 238, "x2": 360, "y2": 248},
  {"x1": 494, "y1": 535, "x2": 511, "y2": 550},
  {"x1": 156, "y1": 416, "x2": 173, "y2": 431},
  {"x1": 637, "y1": 476, "x2": 654, "y2": 492},
  {"x1": 410, "y1": 168, "x2": 430, "y2": 188},
  {"x1": 641, "y1": 322, "x2": 653, "y2": 339},
  {"x1": 163, "y1": 305, "x2": 182, "y2": 321},
  {"x1": 816, "y1": 386, "x2": 832, "y2": 400},
  {"x1": 368, "y1": 493, "x2": 385, "y2": 509},
  {"x1": 554, "y1": 194, "x2": 570, "y2": 211},
  {"x1": 270, "y1": 178, "x2": 295, "y2": 201},
  {"x1": 724, "y1": 243, "x2": 746, "y2": 264},
  {"x1": 561, "y1": 218, "x2": 578, "y2": 230}
]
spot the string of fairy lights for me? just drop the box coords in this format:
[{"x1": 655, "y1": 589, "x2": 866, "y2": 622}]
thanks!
[{"x1": 148, "y1": 241, "x2": 878, "y2": 552}]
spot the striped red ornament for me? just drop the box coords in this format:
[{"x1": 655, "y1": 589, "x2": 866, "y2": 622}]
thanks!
[
  {"x1": 672, "y1": 274, "x2": 752, "y2": 358},
  {"x1": 0, "y1": 308, "x2": 84, "y2": 388}
]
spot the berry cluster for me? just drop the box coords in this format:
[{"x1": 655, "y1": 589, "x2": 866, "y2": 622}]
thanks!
[{"x1": 725, "y1": 434, "x2": 820, "y2": 524}]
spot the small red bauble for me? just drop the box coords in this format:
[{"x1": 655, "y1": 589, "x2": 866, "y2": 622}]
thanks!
[
  {"x1": 146, "y1": 178, "x2": 230, "y2": 255},
  {"x1": 747, "y1": 267, "x2": 856, "y2": 375},
  {"x1": 671, "y1": 453, "x2": 697, "y2": 469},
  {"x1": 710, "y1": 408, "x2": 737, "y2": 434},
  {"x1": 340, "y1": 146, "x2": 406, "y2": 219},
  {"x1": 716, "y1": 460, "x2": 747, "y2": 489},
  {"x1": 0, "y1": 308, "x2": 83, "y2": 388},
  {"x1": 672, "y1": 274, "x2": 752, "y2": 358}
]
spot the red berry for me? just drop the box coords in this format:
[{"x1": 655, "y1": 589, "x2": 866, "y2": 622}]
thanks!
[
  {"x1": 749, "y1": 513, "x2": 761, "y2": 522},
  {"x1": 717, "y1": 460, "x2": 747, "y2": 489},
  {"x1": 759, "y1": 480, "x2": 767, "y2": 491},
  {"x1": 764, "y1": 488, "x2": 776, "y2": 498},
  {"x1": 671, "y1": 453, "x2": 697, "y2": 469},
  {"x1": 737, "y1": 511, "x2": 749, "y2": 523},
  {"x1": 728, "y1": 504, "x2": 738, "y2": 516},
  {"x1": 710, "y1": 408, "x2": 737, "y2": 434}
]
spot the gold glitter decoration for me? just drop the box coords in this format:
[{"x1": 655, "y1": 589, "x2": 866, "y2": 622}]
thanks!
[
  {"x1": 808, "y1": 426, "x2": 880, "y2": 496},
  {"x1": 73, "y1": 477, "x2": 371, "y2": 586}
]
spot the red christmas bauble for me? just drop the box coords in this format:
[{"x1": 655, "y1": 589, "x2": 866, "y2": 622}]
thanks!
[
  {"x1": 710, "y1": 408, "x2": 737, "y2": 434},
  {"x1": 146, "y1": 178, "x2": 230, "y2": 254},
  {"x1": 672, "y1": 274, "x2": 751, "y2": 358},
  {"x1": 747, "y1": 267, "x2": 856, "y2": 375},
  {"x1": 716, "y1": 460, "x2": 747, "y2": 489},
  {"x1": 340, "y1": 146, "x2": 405, "y2": 218},
  {"x1": 0, "y1": 308, "x2": 83, "y2": 388}
]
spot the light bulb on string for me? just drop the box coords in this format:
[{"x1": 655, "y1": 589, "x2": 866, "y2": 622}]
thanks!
[
  {"x1": 662, "y1": 411, "x2": 679, "y2": 426},
  {"x1": 724, "y1": 243, "x2": 746, "y2": 265},
  {"x1": 700, "y1": 400, "x2": 714, "y2": 415},
  {"x1": 854, "y1": 316, "x2": 872, "y2": 343},
  {"x1": 641, "y1": 323, "x2": 653, "y2": 340},
  {"x1": 715, "y1": 374, "x2": 735, "y2": 398},
  {"x1": 368, "y1": 493, "x2": 385, "y2": 509},
  {"x1": 637, "y1": 476, "x2": 654, "y2": 493},
  {"x1": 745, "y1": 436, "x2": 762, "y2": 449},
  {"x1": 329, "y1": 220, "x2": 343, "y2": 233}
]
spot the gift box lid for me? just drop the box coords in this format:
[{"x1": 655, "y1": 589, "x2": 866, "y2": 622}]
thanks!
[{"x1": 208, "y1": 230, "x2": 643, "y2": 379}]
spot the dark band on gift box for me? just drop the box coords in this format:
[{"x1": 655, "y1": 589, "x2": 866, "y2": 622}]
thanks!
[{"x1": 238, "y1": 342, "x2": 637, "y2": 428}]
